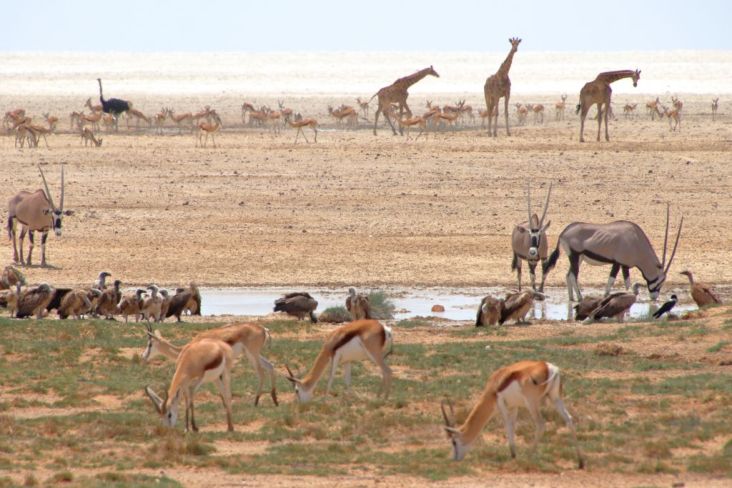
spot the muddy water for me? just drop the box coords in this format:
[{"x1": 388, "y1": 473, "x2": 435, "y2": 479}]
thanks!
[{"x1": 199, "y1": 286, "x2": 699, "y2": 322}]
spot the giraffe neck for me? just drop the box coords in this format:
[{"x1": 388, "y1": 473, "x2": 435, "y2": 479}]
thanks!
[
  {"x1": 496, "y1": 47, "x2": 518, "y2": 77},
  {"x1": 595, "y1": 70, "x2": 636, "y2": 85},
  {"x1": 393, "y1": 68, "x2": 433, "y2": 89}
]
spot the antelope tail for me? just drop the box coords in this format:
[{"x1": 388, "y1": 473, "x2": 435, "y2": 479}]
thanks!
[
  {"x1": 543, "y1": 244, "x2": 561, "y2": 275},
  {"x1": 369, "y1": 93, "x2": 378, "y2": 103},
  {"x1": 7, "y1": 214, "x2": 13, "y2": 240},
  {"x1": 511, "y1": 253, "x2": 519, "y2": 272},
  {"x1": 575, "y1": 103, "x2": 582, "y2": 115}
]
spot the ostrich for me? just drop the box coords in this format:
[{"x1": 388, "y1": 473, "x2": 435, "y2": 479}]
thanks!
[{"x1": 97, "y1": 78, "x2": 130, "y2": 130}]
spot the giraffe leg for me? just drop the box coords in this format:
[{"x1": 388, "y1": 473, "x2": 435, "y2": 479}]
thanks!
[
  {"x1": 579, "y1": 103, "x2": 590, "y2": 143},
  {"x1": 504, "y1": 93, "x2": 511, "y2": 136},
  {"x1": 596, "y1": 103, "x2": 603, "y2": 142},
  {"x1": 373, "y1": 107, "x2": 381, "y2": 136},
  {"x1": 604, "y1": 100, "x2": 610, "y2": 141},
  {"x1": 383, "y1": 109, "x2": 398, "y2": 136}
]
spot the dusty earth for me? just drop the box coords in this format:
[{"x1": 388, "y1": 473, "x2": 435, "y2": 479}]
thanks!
[
  {"x1": 1, "y1": 93, "x2": 730, "y2": 292},
  {"x1": 1, "y1": 93, "x2": 731, "y2": 487}
]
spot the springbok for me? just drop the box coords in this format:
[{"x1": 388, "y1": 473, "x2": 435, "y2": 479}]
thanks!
[
  {"x1": 662, "y1": 105, "x2": 681, "y2": 132},
  {"x1": 284, "y1": 320, "x2": 393, "y2": 403},
  {"x1": 7, "y1": 166, "x2": 72, "y2": 267},
  {"x1": 511, "y1": 182, "x2": 552, "y2": 293},
  {"x1": 142, "y1": 322, "x2": 279, "y2": 406},
  {"x1": 711, "y1": 98, "x2": 719, "y2": 121},
  {"x1": 287, "y1": 115, "x2": 318, "y2": 143},
  {"x1": 543, "y1": 205, "x2": 683, "y2": 301},
  {"x1": 145, "y1": 338, "x2": 234, "y2": 432},
  {"x1": 555, "y1": 95, "x2": 567, "y2": 121},
  {"x1": 441, "y1": 360, "x2": 583, "y2": 468}
]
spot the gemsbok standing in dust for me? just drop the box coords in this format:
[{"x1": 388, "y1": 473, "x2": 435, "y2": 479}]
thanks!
[
  {"x1": 543, "y1": 205, "x2": 682, "y2": 301},
  {"x1": 7, "y1": 165, "x2": 73, "y2": 267},
  {"x1": 511, "y1": 182, "x2": 552, "y2": 293}
]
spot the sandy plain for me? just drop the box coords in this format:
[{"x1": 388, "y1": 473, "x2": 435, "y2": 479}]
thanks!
[{"x1": 1, "y1": 93, "x2": 730, "y2": 292}]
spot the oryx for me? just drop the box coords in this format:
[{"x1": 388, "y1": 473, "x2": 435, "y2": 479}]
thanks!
[
  {"x1": 7, "y1": 165, "x2": 73, "y2": 267},
  {"x1": 511, "y1": 182, "x2": 552, "y2": 293},
  {"x1": 543, "y1": 205, "x2": 682, "y2": 301}
]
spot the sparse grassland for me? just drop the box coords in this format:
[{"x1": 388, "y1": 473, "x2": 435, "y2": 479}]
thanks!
[{"x1": 1, "y1": 307, "x2": 731, "y2": 486}]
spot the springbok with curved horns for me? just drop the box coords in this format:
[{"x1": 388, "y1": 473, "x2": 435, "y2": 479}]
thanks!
[
  {"x1": 543, "y1": 205, "x2": 682, "y2": 301},
  {"x1": 441, "y1": 360, "x2": 583, "y2": 468},
  {"x1": 511, "y1": 182, "x2": 552, "y2": 293},
  {"x1": 7, "y1": 165, "x2": 73, "y2": 267}
]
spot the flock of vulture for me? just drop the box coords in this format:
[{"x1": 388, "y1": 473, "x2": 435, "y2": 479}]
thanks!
[{"x1": 0, "y1": 268, "x2": 201, "y2": 322}]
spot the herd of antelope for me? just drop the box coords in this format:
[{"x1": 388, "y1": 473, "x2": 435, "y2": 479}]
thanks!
[{"x1": 2, "y1": 162, "x2": 724, "y2": 468}]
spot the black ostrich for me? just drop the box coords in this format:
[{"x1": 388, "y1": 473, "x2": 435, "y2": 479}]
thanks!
[{"x1": 97, "y1": 78, "x2": 130, "y2": 128}]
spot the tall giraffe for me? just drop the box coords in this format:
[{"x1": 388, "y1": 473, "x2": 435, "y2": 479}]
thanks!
[
  {"x1": 371, "y1": 66, "x2": 439, "y2": 136},
  {"x1": 576, "y1": 69, "x2": 640, "y2": 142},
  {"x1": 483, "y1": 37, "x2": 522, "y2": 137}
]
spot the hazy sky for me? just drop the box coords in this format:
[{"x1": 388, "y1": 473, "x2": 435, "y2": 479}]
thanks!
[{"x1": 6, "y1": 0, "x2": 730, "y2": 52}]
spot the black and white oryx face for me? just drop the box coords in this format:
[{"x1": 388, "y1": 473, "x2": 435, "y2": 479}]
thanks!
[
  {"x1": 39, "y1": 165, "x2": 72, "y2": 237},
  {"x1": 43, "y1": 208, "x2": 64, "y2": 237},
  {"x1": 525, "y1": 182, "x2": 552, "y2": 262}
]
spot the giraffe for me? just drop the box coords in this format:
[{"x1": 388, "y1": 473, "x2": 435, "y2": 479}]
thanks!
[
  {"x1": 371, "y1": 66, "x2": 439, "y2": 136},
  {"x1": 576, "y1": 69, "x2": 640, "y2": 142},
  {"x1": 483, "y1": 37, "x2": 522, "y2": 137}
]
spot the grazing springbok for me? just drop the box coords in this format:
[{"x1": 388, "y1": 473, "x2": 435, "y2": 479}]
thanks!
[
  {"x1": 7, "y1": 166, "x2": 73, "y2": 267},
  {"x1": 145, "y1": 338, "x2": 234, "y2": 432},
  {"x1": 441, "y1": 360, "x2": 583, "y2": 468},
  {"x1": 543, "y1": 205, "x2": 683, "y2": 301},
  {"x1": 284, "y1": 320, "x2": 393, "y2": 403},
  {"x1": 143, "y1": 322, "x2": 279, "y2": 406},
  {"x1": 511, "y1": 182, "x2": 552, "y2": 293}
]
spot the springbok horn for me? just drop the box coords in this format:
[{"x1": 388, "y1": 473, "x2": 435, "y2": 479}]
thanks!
[
  {"x1": 440, "y1": 399, "x2": 455, "y2": 427},
  {"x1": 661, "y1": 204, "x2": 670, "y2": 268},
  {"x1": 539, "y1": 182, "x2": 552, "y2": 227},
  {"x1": 526, "y1": 182, "x2": 533, "y2": 227},
  {"x1": 664, "y1": 215, "x2": 683, "y2": 275},
  {"x1": 284, "y1": 365, "x2": 299, "y2": 384},
  {"x1": 144, "y1": 386, "x2": 164, "y2": 414},
  {"x1": 38, "y1": 165, "x2": 56, "y2": 209},
  {"x1": 59, "y1": 165, "x2": 65, "y2": 212}
]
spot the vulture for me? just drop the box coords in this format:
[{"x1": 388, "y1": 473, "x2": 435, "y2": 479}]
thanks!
[
  {"x1": 346, "y1": 287, "x2": 371, "y2": 320},
  {"x1": 0, "y1": 265, "x2": 25, "y2": 290},
  {"x1": 1, "y1": 283, "x2": 22, "y2": 317},
  {"x1": 16, "y1": 283, "x2": 55, "y2": 319},
  {"x1": 499, "y1": 290, "x2": 542, "y2": 325},
  {"x1": 574, "y1": 296, "x2": 604, "y2": 321},
  {"x1": 141, "y1": 285, "x2": 163, "y2": 322},
  {"x1": 585, "y1": 283, "x2": 641, "y2": 323},
  {"x1": 93, "y1": 271, "x2": 112, "y2": 290},
  {"x1": 57, "y1": 289, "x2": 93, "y2": 320},
  {"x1": 680, "y1": 270, "x2": 721, "y2": 308},
  {"x1": 45, "y1": 288, "x2": 73, "y2": 313},
  {"x1": 117, "y1": 289, "x2": 147, "y2": 323},
  {"x1": 166, "y1": 283, "x2": 201, "y2": 322},
  {"x1": 475, "y1": 295, "x2": 502, "y2": 327},
  {"x1": 96, "y1": 280, "x2": 122, "y2": 319},
  {"x1": 274, "y1": 292, "x2": 318, "y2": 323}
]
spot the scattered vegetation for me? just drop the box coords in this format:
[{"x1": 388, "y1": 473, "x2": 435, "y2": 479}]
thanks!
[
  {"x1": 318, "y1": 306, "x2": 351, "y2": 323},
  {"x1": 367, "y1": 291, "x2": 395, "y2": 319},
  {"x1": 0, "y1": 308, "x2": 731, "y2": 484}
]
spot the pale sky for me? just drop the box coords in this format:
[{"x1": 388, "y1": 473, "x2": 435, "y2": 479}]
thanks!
[{"x1": 5, "y1": 0, "x2": 729, "y2": 52}]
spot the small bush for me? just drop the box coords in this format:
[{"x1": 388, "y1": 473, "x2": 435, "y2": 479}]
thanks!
[
  {"x1": 318, "y1": 306, "x2": 351, "y2": 323},
  {"x1": 368, "y1": 291, "x2": 395, "y2": 320}
]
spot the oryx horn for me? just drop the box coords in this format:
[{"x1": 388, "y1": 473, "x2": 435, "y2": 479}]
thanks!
[
  {"x1": 539, "y1": 182, "x2": 552, "y2": 227},
  {"x1": 59, "y1": 165, "x2": 65, "y2": 212},
  {"x1": 661, "y1": 204, "x2": 670, "y2": 268},
  {"x1": 526, "y1": 182, "x2": 533, "y2": 228},
  {"x1": 38, "y1": 165, "x2": 57, "y2": 209},
  {"x1": 284, "y1": 364, "x2": 299, "y2": 384},
  {"x1": 664, "y1": 215, "x2": 683, "y2": 274}
]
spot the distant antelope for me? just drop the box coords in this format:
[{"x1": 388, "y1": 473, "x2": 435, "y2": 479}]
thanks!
[
  {"x1": 145, "y1": 338, "x2": 235, "y2": 432},
  {"x1": 532, "y1": 104, "x2": 545, "y2": 124},
  {"x1": 328, "y1": 105, "x2": 358, "y2": 128},
  {"x1": 85, "y1": 97, "x2": 103, "y2": 113},
  {"x1": 7, "y1": 165, "x2": 72, "y2": 267},
  {"x1": 544, "y1": 205, "x2": 683, "y2": 301},
  {"x1": 153, "y1": 108, "x2": 167, "y2": 135},
  {"x1": 287, "y1": 115, "x2": 318, "y2": 143},
  {"x1": 196, "y1": 110, "x2": 222, "y2": 148},
  {"x1": 165, "y1": 108, "x2": 193, "y2": 133},
  {"x1": 441, "y1": 360, "x2": 583, "y2": 468},
  {"x1": 79, "y1": 111, "x2": 102, "y2": 131},
  {"x1": 3, "y1": 109, "x2": 26, "y2": 129},
  {"x1": 396, "y1": 114, "x2": 427, "y2": 140},
  {"x1": 514, "y1": 104, "x2": 528, "y2": 125},
  {"x1": 554, "y1": 95, "x2": 567, "y2": 121},
  {"x1": 356, "y1": 97, "x2": 370, "y2": 117},
  {"x1": 277, "y1": 100, "x2": 293, "y2": 126},
  {"x1": 671, "y1": 95, "x2": 683, "y2": 112},
  {"x1": 711, "y1": 98, "x2": 719, "y2": 121},
  {"x1": 512, "y1": 182, "x2": 552, "y2": 292},
  {"x1": 646, "y1": 97, "x2": 661, "y2": 120},
  {"x1": 622, "y1": 103, "x2": 637, "y2": 118},
  {"x1": 81, "y1": 126, "x2": 103, "y2": 147},
  {"x1": 24, "y1": 123, "x2": 53, "y2": 148},
  {"x1": 284, "y1": 320, "x2": 393, "y2": 403},
  {"x1": 662, "y1": 105, "x2": 681, "y2": 132},
  {"x1": 43, "y1": 113, "x2": 58, "y2": 132},
  {"x1": 126, "y1": 107, "x2": 151, "y2": 128}
]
